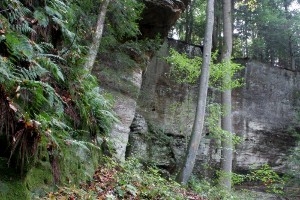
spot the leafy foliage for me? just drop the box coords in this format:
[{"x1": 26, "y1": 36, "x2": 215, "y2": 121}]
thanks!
[
  {"x1": 166, "y1": 48, "x2": 202, "y2": 84},
  {"x1": 234, "y1": 0, "x2": 300, "y2": 68},
  {"x1": 205, "y1": 103, "x2": 242, "y2": 145},
  {"x1": 188, "y1": 176, "x2": 267, "y2": 200},
  {"x1": 166, "y1": 48, "x2": 244, "y2": 91},
  {"x1": 209, "y1": 60, "x2": 244, "y2": 91},
  {"x1": 107, "y1": 0, "x2": 144, "y2": 40},
  {"x1": 229, "y1": 164, "x2": 286, "y2": 195},
  {"x1": 170, "y1": 0, "x2": 207, "y2": 44},
  {"x1": 0, "y1": 0, "x2": 67, "y2": 173}
]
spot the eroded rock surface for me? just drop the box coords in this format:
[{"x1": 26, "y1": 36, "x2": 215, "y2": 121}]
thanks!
[
  {"x1": 95, "y1": 0, "x2": 189, "y2": 161},
  {"x1": 128, "y1": 40, "x2": 300, "y2": 177},
  {"x1": 233, "y1": 62, "x2": 300, "y2": 173},
  {"x1": 139, "y1": 0, "x2": 189, "y2": 39}
]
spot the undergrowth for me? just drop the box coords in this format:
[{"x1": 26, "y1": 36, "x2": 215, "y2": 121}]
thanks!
[
  {"x1": 43, "y1": 157, "x2": 204, "y2": 200},
  {"x1": 42, "y1": 158, "x2": 286, "y2": 200}
]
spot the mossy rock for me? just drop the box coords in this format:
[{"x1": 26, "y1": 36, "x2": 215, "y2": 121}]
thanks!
[
  {"x1": 58, "y1": 140, "x2": 103, "y2": 185},
  {"x1": 25, "y1": 162, "x2": 54, "y2": 199}
]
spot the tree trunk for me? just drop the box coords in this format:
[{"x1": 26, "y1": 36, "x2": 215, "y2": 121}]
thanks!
[
  {"x1": 212, "y1": 0, "x2": 220, "y2": 53},
  {"x1": 185, "y1": 0, "x2": 194, "y2": 44},
  {"x1": 284, "y1": 1, "x2": 295, "y2": 70},
  {"x1": 84, "y1": 0, "x2": 110, "y2": 72},
  {"x1": 219, "y1": 0, "x2": 233, "y2": 190},
  {"x1": 185, "y1": 4, "x2": 190, "y2": 43},
  {"x1": 176, "y1": 0, "x2": 215, "y2": 185}
]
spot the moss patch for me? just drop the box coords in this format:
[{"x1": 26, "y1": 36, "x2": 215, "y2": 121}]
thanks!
[
  {"x1": 25, "y1": 162, "x2": 54, "y2": 199},
  {"x1": 0, "y1": 158, "x2": 30, "y2": 200},
  {"x1": 52, "y1": 138, "x2": 104, "y2": 187}
]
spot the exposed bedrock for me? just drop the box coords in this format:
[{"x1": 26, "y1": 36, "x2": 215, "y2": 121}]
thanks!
[
  {"x1": 94, "y1": 0, "x2": 188, "y2": 161},
  {"x1": 127, "y1": 40, "x2": 300, "y2": 176}
]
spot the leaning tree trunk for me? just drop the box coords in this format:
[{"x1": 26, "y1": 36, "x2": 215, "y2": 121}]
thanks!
[
  {"x1": 84, "y1": 0, "x2": 110, "y2": 72},
  {"x1": 219, "y1": 0, "x2": 233, "y2": 190},
  {"x1": 176, "y1": 0, "x2": 215, "y2": 185}
]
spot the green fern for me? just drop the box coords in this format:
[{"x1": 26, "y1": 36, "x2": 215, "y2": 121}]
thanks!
[
  {"x1": 33, "y1": 9, "x2": 50, "y2": 27},
  {"x1": 0, "y1": 0, "x2": 115, "y2": 178},
  {"x1": 0, "y1": 56, "x2": 14, "y2": 82},
  {"x1": 1, "y1": 0, "x2": 33, "y2": 34},
  {"x1": 5, "y1": 31, "x2": 33, "y2": 59},
  {"x1": 18, "y1": 80, "x2": 64, "y2": 115},
  {"x1": 35, "y1": 57, "x2": 64, "y2": 81},
  {"x1": 12, "y1": 22, "x2": 35, "y2": 34},
  {"x1": 15, "y1": 65, "x2": 48, "y2": 80},
  {"x1": 45, "y1": 0, "x2": 75, "y2": 42},
  {"x1": 70, "y1": 71, "x2": 117, "y2": 136}
]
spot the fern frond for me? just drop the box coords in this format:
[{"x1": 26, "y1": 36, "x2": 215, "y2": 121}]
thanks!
[
  {"x1": 18, "y1": 80, "x2": 64, "y2": 115},
  {"x1": 49, "y1": 0, "x2": 69, "y2": 14},
  {"x1": 0, "y1": 56, "x2": 14, "y2": 82},
  {"x1": 36, "y1": 53, "x2": 64, "y2": 60},
  {"x1": 31, "y1": 41, "x2": 54, "y2": 54},
  {"x1": 51, "y1": 118, "x2": 72, "y2": 131},
  {"x1": 7, "y1": 1, "x2": 31, "y2": 17},
  {"x1": 39, "y1": 42, "x2": 54, "y2": 51},
  {"x1": 42, "y1": 82, "x2": 64, "y2": 114},
  {"x1": 14, "y1": 63, "x2": 48, "y2": 80},
  {"x1": 2, "y1": 0, "x2": 33, "y2": 34},
  {"x1": 36, "y1": 57, "x2": 64, "y2": 81},
  {"x1": 52, "y1": 16, "x2": 75, "y2": 41},
  {"x1": 11, "y1": 22, "x2": 35, "y2": 34},
  {"x1": 64, "y1": 139, "x2": 90, "y2": 152},
  {"x1": 5, "y1": 31, "x2": 33, "y2": 59},
  {"x1": 64, "y1": 139, "x2": 101, "y2": 152},
  {"x1": 33, "y1": 9, "x2": 49, "y2": 27},
  {"x1": 45, "y1": 5, "x2": 63, "y2": 20}
]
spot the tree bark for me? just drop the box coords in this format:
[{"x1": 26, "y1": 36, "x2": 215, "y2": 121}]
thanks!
[
  {"x1": 219, "y1": 0, "x2": 233, "y2": 190},
  {"x1": 176, "y1": 0, "x2": 215, "y2": 185},
  {"x1": 184, "y1": 0, "x2": 195, "y2": 44},
  {"x1": 212, "y1": 0, "x2": 221, "y2": 53},
  {"x1": 84, "y1": 0, "x2": 110, "y2": 72}
]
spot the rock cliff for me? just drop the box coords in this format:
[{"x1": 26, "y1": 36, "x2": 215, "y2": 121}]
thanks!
[
  {"x1": 94, "y1": 0, "x2": 189, "y2": 161},
  {"x1": 96, "y1": 0, "x2": 300, "y2": 180},
  {"x1": 126, "y1": 39, "x2": 300, "y2": 177}
]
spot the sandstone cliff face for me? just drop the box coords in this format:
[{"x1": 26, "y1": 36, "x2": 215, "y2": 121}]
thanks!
[
  {"x1": 98, "y1": 0, "x2": 300, "y2": 176},
  {"x1": 127, "y1": 40, "x2": 300, "y2": 175},
  {"x1": 233, "y1": 61, "x2": 300, "y2": 173},
  {"x1": 94, "y1": 0, "x2": 188, "y2": 161}
]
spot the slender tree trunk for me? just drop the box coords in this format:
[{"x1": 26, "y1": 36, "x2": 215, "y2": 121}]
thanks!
[
  {"x1": 219, "y1": 0, "x2": 233, "y2": 190},
  {"x1": 176, "y1": 0, "x2": 215, "y2": 185},
  {"x1": 185, "y1": 0, "x2": 194, "y2": 44},
  {"x1": 84, "y1": 0, "x2": 110, "y2": 72},
  {"x1": 244, "y1": 20, "x2": 248, "y2": 57},
  {"x1": 284, "y1": 1, "x2": 295, "y2": 70},
  {"x1": 212, "y1": 0, "x2": 219, "y2": 52},
  {"x1": 185, "y1": 4, "x2": 190, "y2": 43}
]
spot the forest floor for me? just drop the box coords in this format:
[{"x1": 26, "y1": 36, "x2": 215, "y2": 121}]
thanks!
[{"x1": 42, "y1": 158, "x2": 204, "y2": 200}]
